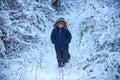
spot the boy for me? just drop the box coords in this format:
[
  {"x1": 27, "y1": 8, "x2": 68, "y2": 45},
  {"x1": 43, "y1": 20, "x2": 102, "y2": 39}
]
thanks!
[{"x1": 51, "y1": 19, "x2": 72, "y2": 67}]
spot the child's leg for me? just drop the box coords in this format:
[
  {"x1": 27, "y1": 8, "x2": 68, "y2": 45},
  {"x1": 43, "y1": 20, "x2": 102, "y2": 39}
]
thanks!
[
  {"x1": 63, "y1": 49, "x2": 71, "y2": 63},
  {"x1": 55, "y1": 50, "x2": 64, "y2": 67},
  {"x1": 55, "y1": 50, "x2": 63, "y2": 61}
]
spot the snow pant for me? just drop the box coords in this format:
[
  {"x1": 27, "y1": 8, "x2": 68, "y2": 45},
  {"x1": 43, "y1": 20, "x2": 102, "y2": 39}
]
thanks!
[{"x1": 55, "y1": 49, "x2": 70, "y2": 64}]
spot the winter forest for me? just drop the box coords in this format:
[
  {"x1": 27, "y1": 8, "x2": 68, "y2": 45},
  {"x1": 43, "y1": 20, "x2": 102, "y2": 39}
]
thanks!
[{"x1": 0, "y1": 0, "x2": 120, "y2": 80}]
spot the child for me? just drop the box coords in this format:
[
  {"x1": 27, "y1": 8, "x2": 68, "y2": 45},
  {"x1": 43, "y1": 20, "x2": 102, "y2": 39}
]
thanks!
[{"x1": 51, "y1": 19, "x2": 72, "y2": 67}]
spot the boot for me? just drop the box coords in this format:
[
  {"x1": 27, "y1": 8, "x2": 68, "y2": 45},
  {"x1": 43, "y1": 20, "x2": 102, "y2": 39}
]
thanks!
[{"x1": 58, "y1": 60, "x2": 65, "y2": 67}]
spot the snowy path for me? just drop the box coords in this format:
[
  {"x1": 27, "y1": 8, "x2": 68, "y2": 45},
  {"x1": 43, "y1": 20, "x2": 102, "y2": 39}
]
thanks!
[
  {"x1": 36, "y1": 15, "x2": 83, "y2": 80},
  {"x1": 19, "y1": 14, "x2": 83, "y2": 80}
]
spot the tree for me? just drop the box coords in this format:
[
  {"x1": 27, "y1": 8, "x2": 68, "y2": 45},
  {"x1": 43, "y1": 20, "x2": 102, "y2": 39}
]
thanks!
[{"x1": 52, "y1": 0, "x2": 61, "y2": 11}]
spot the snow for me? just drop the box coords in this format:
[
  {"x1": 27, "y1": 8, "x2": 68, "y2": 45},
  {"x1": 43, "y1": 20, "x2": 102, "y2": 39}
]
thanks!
[{"x1": 0, "y1": 0, "x2": 120, "y2": 80}]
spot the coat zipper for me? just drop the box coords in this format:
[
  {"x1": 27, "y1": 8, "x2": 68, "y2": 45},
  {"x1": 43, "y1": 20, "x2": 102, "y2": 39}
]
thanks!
[{"x1": 60, "y1": 29, "x2": 62, "y2": 49}]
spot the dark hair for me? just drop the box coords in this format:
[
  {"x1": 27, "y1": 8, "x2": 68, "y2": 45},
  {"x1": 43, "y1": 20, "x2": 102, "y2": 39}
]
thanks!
[{"x1": 54, "y1": 19, "x2": 67, "y2": 29}]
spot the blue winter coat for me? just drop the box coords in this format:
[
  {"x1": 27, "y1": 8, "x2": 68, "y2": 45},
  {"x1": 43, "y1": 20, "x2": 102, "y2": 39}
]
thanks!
[{"x1": 51, "y1": 27, "x2": 72, "y2": 50}]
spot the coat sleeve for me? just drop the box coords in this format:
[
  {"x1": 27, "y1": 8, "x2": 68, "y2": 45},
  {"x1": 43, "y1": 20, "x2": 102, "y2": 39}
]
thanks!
[
  {"x1": 66, "y1": 29, "x2": 72, "y2": 44},
  {"x1": 51, "y1": 29, "x2": 56, "y2": 44}
]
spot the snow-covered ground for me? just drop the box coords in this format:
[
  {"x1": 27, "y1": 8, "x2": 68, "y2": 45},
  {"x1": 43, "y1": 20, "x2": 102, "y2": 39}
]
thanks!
[{"x1": 0, "y1": 0, "x2": 120, "y2": 80}]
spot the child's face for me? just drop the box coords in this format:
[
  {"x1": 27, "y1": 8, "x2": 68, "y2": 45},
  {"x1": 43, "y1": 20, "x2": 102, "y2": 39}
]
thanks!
[{"x1": 57, "y1": 22, "x2": 64, "y2": 28}]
